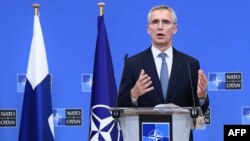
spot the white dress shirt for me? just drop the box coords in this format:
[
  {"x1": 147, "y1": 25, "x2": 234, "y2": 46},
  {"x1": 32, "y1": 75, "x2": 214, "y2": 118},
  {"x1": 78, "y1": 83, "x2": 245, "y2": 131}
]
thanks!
[{"x1": 151, "y1": 45, "x2": 173, "y2": 79}]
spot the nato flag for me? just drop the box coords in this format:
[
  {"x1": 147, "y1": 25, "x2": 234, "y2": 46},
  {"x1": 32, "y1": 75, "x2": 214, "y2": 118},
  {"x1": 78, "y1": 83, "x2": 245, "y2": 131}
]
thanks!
[
  {"x1": 18, "y1": 14, "x2": 54, "y2": 141},
  {"x1": 89, "y1": 15, "x2": 123, "y2": 141}
]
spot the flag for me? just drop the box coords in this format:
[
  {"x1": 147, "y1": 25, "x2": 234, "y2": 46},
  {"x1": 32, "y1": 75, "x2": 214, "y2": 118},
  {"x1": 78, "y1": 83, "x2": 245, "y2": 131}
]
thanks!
[
  {"x1": 18, "y1": 14, "x2": 54, "y2": 141},
  {"x1": 89, "y1": 15, "x2": 123, "y2": 141}
]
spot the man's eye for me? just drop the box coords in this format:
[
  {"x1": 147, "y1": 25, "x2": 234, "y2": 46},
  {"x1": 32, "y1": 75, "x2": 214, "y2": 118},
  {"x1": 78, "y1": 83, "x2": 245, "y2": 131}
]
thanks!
[
  {"x1": 151, "y1": 20, "x2": 159, "y2": 24},
  {"x1": 163, "y1": 20, "x2": 171, "y2": 25}
]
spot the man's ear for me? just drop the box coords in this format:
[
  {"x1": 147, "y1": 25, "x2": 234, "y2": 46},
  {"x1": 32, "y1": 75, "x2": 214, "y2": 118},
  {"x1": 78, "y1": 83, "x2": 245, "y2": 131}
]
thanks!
[
  {"x1": 173, "y1": 24, "x2": 178, "y2": 34},
  {"x1": 147, "y1": 25, "x2": 150, "y2": 35}
]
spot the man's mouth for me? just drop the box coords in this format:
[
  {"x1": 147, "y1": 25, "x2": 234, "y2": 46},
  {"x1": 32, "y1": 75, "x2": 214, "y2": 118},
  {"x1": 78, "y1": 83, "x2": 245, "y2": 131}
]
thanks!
[{"x1": 157, "y1": 33, "x2": 164, "y2": 37}]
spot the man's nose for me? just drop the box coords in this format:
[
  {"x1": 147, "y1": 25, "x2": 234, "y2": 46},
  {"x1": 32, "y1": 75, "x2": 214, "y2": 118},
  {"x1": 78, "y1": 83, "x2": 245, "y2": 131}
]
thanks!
[{"x1": 157, "y1": 22, "x2": 163, "y2": 29}]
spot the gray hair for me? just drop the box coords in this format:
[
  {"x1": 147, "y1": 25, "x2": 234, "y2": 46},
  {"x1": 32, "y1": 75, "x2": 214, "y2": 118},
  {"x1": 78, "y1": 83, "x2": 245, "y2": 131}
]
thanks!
[{"x1": 147, "y1": 5, "x2": 177, "y2": 24}]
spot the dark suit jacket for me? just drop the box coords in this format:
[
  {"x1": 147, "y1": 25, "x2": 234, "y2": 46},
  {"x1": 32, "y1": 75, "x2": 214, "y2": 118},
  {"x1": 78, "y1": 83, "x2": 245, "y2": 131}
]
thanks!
[{"x1": 117, "y1": 47, "x2": 209, "y2": 113}]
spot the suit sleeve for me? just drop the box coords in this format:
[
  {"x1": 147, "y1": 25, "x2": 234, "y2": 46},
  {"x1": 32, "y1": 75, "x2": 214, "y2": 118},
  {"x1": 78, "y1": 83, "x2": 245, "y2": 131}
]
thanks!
[
  {"x1": 117, "y1": 59, "x2": 137, "y2": 107},
  {"x1": 191, "y1": 59, "x2": 209, "y2": 114}
]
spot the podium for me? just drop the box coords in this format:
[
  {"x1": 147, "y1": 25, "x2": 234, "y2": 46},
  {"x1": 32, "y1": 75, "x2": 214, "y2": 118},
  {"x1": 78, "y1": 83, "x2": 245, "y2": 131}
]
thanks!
[{"x1": 110, "y1": 104, "x2": 205, "y2": 141}]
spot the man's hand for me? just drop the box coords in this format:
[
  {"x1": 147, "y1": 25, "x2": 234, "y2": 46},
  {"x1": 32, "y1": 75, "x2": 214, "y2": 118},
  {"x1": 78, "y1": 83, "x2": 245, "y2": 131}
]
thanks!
[
  {"x1": 197, "y1": 69, "x2": 208, "y2": 98},
  {"x1": 131, "y1": 69, "x2": 154, "y2": 100}
]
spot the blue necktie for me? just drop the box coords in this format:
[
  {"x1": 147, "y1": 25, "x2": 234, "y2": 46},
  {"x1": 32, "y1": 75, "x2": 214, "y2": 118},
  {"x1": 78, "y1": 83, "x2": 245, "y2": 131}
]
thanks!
[{"x1": 159, "y1": 53, "x2": 169, "y2": 99}]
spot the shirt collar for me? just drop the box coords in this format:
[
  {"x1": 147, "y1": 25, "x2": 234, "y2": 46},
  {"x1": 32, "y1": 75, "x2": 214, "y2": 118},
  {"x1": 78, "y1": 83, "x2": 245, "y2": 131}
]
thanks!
[{"x1": 151, "y1": 45, "x2": 173, "y2": 59}]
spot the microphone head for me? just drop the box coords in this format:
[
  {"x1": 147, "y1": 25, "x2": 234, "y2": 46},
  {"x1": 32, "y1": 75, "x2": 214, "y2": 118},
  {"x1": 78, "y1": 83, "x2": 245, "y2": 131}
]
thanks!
[
  {"x1": 124, "y1": 54, "x2": 128, "y2": 60},
  {"x1": 111, "y1": 109, "x2": 120, "y2": 119},
  {"x1": 190, "y1": 107, "x2": 199, "y2": 118}
]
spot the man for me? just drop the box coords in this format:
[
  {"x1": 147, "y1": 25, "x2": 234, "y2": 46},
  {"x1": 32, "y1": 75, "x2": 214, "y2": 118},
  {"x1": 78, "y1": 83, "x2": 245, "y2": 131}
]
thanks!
[{"x1": 117, "y1": 5, "x2": 209, "y2": 140}]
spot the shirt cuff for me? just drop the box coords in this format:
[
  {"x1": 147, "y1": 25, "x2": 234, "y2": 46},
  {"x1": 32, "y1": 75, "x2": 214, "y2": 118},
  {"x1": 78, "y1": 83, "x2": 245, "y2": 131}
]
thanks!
[
  {"x1": 131, "y1": 95, "x2": 138, "y2": 106},
  {"x1": 199, "y1": 93, "x2": 208, "y2": 106}
]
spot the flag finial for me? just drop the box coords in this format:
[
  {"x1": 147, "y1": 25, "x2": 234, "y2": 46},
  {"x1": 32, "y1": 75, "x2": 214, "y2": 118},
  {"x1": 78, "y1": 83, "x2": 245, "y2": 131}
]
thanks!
[
  {"x1": 32, "y1": 4, "x2": 40, "y2": 16},
  {"x1": 97, "y1": 2, "x2": 105, "y2": 16}
]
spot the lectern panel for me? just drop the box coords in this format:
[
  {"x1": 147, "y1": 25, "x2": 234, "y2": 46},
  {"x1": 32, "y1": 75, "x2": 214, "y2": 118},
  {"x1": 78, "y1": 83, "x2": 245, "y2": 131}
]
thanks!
[{"x1": 139, "y1": 115, "x2": 172, "y2": 141}]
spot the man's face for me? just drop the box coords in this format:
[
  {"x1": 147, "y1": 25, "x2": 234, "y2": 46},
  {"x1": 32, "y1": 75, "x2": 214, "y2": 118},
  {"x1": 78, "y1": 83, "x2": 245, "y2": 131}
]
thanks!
[{"x1": 147, "y1": 9, "x2": 177, "y2": 48}]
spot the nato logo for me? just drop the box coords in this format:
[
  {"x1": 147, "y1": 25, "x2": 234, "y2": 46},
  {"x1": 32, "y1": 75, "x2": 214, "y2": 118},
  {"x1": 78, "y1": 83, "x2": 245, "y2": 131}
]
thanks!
[
  {"x1": 142, "y1": 122, "x2": 170, "y2": 141},
  {"x1": 82, "y1": 74, "x2": 93, "y2": 92},
  {"x1": 53, "y1": 109, "x2": 66, "y2": 127},
  {"x1": 17, "y1": 74, "x2": 26, "y2": 92},
  {"x1": 90, "y1": 105, "x2": 122, "y2": 141},
  {"x1": 242, "y1": 107, "x2": 250, "y2": 124},
  {"x1": 208, "y1": 72, "x2": 242, "y2": 91}
]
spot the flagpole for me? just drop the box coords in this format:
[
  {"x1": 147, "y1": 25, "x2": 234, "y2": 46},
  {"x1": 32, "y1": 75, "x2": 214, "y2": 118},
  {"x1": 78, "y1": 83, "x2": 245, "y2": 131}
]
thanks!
[
  {"x1": 32, "y1": 4, "x2": 40, "y2": 16},
  {"x1": 97, "y1": 2, "x2": 105, "y2": 16}
]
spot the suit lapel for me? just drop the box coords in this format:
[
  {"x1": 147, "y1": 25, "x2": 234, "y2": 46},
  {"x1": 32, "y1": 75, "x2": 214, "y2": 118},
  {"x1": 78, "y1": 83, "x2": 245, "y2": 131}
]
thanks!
[
  {"x1": 166, "y1": 48, "x2": 186, "y2": 101},
  {"x1": 140, "y1": 47, "x2": 187, "y2": 102},
  {"x1": 141, "y1": 48, "x2": 164, "y2": 101}
]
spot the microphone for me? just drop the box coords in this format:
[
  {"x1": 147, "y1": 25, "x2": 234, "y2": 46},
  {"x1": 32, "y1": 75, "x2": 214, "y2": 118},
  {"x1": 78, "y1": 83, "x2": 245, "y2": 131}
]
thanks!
[
  {"x1": 111, "y1": 108, "x2": 120, "y2": 119},
  {"x1": 111, "y1": 54, "x2": 128, "y2": 119},
  {"x1": 186, "y1": 59, "x2": 199, "y2": 122},
  {"x1": 124, "y1": 54, "x2": 128, "y2": 60}
]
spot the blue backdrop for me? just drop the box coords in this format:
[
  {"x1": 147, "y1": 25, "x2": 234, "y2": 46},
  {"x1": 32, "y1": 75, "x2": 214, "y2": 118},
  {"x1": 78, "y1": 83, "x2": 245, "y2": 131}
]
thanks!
[{"x1": 1, "y1": 0, "x2": 250, "y2": 141}]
